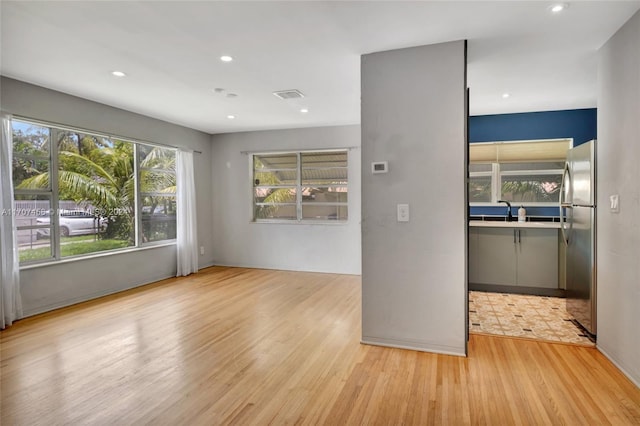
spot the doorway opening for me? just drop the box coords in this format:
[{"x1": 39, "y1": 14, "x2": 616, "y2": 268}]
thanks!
[
  {"x1": 468, "y1": 291, "x2": 594, "y2": 346},
  {"x1": 466, "y1": 137, "x2": 596, "y2": 346}
]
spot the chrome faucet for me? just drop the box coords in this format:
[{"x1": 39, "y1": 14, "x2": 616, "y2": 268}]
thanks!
[{"x1": 498, "y1": 200, "x2": 513, "y2": 222}]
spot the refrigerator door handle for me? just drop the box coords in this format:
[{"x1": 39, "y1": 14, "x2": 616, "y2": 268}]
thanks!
[
  {"x1": 560, "y1": 207, "x2": 568, "y2": 246},
  {"x1": 560, "y1": 161, "x2": 571, "y2": 205},
  {"x1": 559, "y1": 162, "x2": 571, "y2": 245}
]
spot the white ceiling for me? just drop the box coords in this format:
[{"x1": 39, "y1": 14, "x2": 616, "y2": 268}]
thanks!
[{"x1": 2, "y1": 1, "x2": 639, "y2": 134}]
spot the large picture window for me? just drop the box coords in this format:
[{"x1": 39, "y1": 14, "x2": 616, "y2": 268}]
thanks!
[
  {"x1": 11, "y1": 119, "x2": 176, "y2": 264},
  {"x1": 253, "y1": 150, "x2": 348, "y2": 222}
]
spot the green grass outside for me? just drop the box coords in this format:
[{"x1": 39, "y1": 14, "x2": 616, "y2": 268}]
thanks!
[
  {"x1": 60, "y1": 235, "x2": 101, "y2": 243},
  {"x1": 20, "y1": 239, "x2": 130, "y2": 263},
  {"x1": 34, "y1": 234, "x2": 103, "y2": 243}
]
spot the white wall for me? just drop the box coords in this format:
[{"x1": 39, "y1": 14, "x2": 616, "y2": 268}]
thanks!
[
  {"x1": 1, "y1": 77, "x2": 214, "y2": 316},
  {"x1": 360, "y1": 41, "x2": 467, "y2": 356},
  {"x1": 597, "y1": 10, "x2": 640, "y2": 387},
  {"x1": 210, "y1": 125, "x2": 361, "y2": 275}
]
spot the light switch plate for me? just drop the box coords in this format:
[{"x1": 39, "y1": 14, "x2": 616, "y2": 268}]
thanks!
[
  {"x1": 610, "y1": 194, "x2": 620, "y2": 213},
  {"x1": 397, "y1": 204, "x2": 409, "y2": 222}
]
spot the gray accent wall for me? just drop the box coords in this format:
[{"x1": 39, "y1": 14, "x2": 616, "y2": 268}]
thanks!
[
  {"x1": 1, "y1": 77, "x2": 214, "y2": 316},
  {"x1": 210, "y1": 125, "x2": 361, "y2": 275},
  {"x1": 360, "y1": 41, "x2": 467, "y2": 355},
  {"x1": 597, "y1": 10, "x2": 640, "y2": 387}
]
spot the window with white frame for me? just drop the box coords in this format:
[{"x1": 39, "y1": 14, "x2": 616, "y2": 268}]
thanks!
[
  {"x1": 12, "y1": 121, "x2": 54, "y2": 263},
  {"x1": 469, "y1": 139, "x2": 570, "y2": 205},
  {"x1": 252, "y1": 150, "x2": 348, "y2": 221},
  {"x1": 11, "y1": 118, "x2": 176, "y2": 264},
  {"x1": 139, "y1": 144, "x2": 177, "y2": 242}
]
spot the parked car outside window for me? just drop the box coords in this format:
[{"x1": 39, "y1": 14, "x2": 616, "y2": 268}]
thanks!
[{"x1": 36, "y1": 210, "x2": 107, "y2": 238}]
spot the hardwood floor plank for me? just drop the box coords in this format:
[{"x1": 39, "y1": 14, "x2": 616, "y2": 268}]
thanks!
[{"x1": 2, "y1": 266, "x2": 639, "y2": 425}]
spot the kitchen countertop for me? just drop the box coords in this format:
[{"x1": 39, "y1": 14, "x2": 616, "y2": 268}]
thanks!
[{"x1": 469, "y1": 220, "x2": 561, "y2": 229}]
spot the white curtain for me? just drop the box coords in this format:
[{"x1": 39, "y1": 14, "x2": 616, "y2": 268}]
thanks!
[
  {"x1": 176, "y1": 149, "x2": 198, "y2": 276},
  {"x1": 0, "y1": 114, "x2": 23, "y2": 328}
]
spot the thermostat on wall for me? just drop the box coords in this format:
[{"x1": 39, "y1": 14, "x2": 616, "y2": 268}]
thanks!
[{"x1": 371, "y1": 161, "x2": 388, "y2": 174}]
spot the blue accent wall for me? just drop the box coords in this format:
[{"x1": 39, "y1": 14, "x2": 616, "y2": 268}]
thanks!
[
  {"x1": 469, "y1": 108, "x2": 596, "y2": 217},
  {"x1": 469, "y1": 108, "x2": 596, "y2": 146},
  {"x1": 470, "y1": 206, "x2": 559, "y2": 218}
]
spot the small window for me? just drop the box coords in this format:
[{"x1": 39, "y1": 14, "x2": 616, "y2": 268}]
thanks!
[{"x1": 252, "y1": 150, "x2": 348, "y2": 222}]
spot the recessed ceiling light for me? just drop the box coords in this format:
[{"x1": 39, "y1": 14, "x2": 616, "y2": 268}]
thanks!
[
  {"x1": 300, "y1": 108, "x2": 309, "y2": 113},
  {"x1": 213, "y1": 88, "x2": 225, "y2": 93},
  {"x1": 502, "y1": 93, "x2": 511, "y2": 99},
  {"x1": 227, "y1": 115, "x2": 236, "y2": 120},
  {"x1": 226, "y1": 93, "x2": 238, "y2": 98},
  {"x1": 550, "y1": 3, "x2": 567, "y2": 13},
  {"x1": 111, "y1": 71, "x2": 126, "y2": 77},
  {"x1": 220, "y1": 55, "x2": 233, "y2": 62}
]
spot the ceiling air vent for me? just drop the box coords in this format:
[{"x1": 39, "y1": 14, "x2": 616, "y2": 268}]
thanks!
[{"x1": 273, "y1": 89, "x2": 305, "y2": 100}]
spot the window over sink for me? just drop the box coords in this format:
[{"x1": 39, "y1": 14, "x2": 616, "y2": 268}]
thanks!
[{"x1": 469, "y1": 139, "x2": 571, "y2": 206}]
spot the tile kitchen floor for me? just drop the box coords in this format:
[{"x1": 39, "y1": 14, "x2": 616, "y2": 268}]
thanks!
[{"x1": 469, "y1": 291, "x2": 595, "y2": 346}]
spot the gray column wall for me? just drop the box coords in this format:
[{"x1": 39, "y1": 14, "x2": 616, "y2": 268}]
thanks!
[
  {"x1": 596, "y1": 10, "x2": 640, "y2": 387},
  {"x1": 361, "y1": 41, "x2": 467, "y2": 355}
]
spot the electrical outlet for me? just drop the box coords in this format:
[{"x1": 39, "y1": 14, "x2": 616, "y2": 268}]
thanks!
[
  {"x1": 397, "y1": 204, "x2": 410, "y2": 222},
  {"x1": 200, "y1": 246, "x2": 205, "y2": 255}
]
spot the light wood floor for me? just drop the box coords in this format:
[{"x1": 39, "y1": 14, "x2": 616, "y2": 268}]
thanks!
[{"x1": 2, "y1": 267, "x2": 639, "y2": 425}]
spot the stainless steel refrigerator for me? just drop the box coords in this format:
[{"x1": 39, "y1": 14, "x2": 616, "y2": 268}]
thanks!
[{"x1": 560, "y1": 140, "x2": 596, "y2": 335}]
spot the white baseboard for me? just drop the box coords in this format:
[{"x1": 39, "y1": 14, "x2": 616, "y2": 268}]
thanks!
[
  {"x1": 211, "y1": 260, "x2": 361, "y2": 276},
  {"x1": 198, "y1": 261, "x2": 217, "y2": 270},
  {"x1": 361, "y1": 335, "x2": 466, "y2": 357},
  {"x1": 22, "y1": 271, "x2": 176, "y2": 318},
  {"x1": 597, "y1": 345, "x2": 640, "y2": 389}
]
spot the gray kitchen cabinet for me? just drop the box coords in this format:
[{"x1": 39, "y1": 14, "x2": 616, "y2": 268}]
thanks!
[
  {"x1": 472, "y1": 227, "x2": 517, "y2": 286},
  {"x1": 469, "y1": 226, "x2": 558, "y2": 289},
  {"x1": 516, "y1": 228, "x2": 558, "y2": 288}
]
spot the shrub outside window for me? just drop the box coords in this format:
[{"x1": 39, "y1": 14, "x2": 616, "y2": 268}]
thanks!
[{"x1": 499, "y1": 162, "x2": 565, "y2": 203}]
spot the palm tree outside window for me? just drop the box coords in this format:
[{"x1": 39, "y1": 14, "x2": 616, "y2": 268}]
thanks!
[{"x1": 11, "y1": 119, "x2": 176, "y2": 264}]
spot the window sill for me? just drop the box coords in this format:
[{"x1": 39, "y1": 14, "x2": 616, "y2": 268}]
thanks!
[
  {"x1": 251, "y1": 219, "x2": 350, "y2": 226},
  {"x1": 20, "y1": 241, "x2": 176, "y2": 270},
  {"x1": 469, "y1": 202, "x2": 560, "y2": 207}
]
